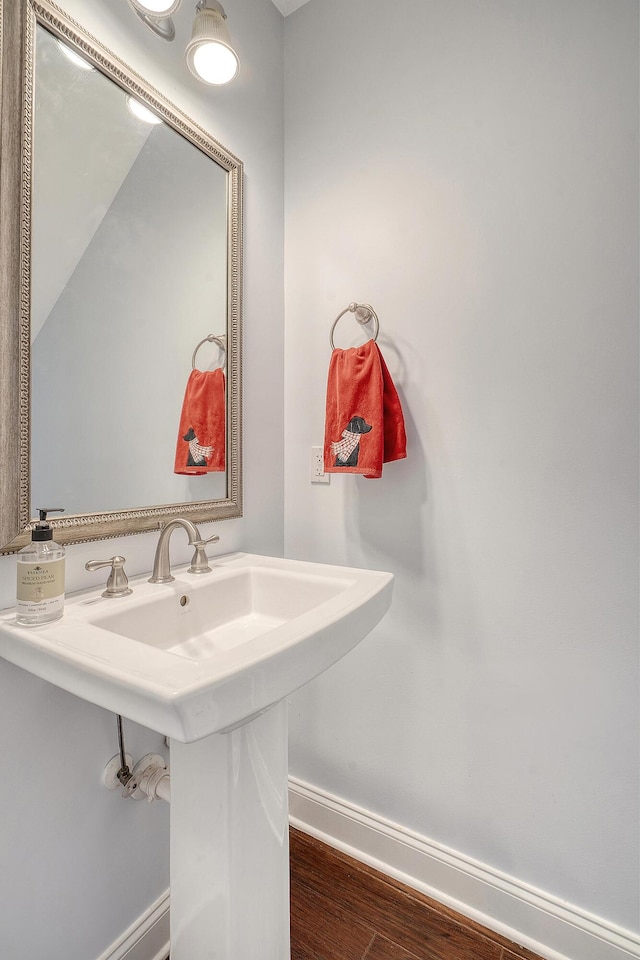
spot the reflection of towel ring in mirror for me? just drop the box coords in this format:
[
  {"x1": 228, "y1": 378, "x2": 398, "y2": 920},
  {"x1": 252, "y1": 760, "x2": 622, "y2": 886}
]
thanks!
[
  {"x1": 329, "y1": 302, "x2": 380, "y2": 350},
  {"x1": 192, "y1": 334, "x2": 227, "y2": 370}
]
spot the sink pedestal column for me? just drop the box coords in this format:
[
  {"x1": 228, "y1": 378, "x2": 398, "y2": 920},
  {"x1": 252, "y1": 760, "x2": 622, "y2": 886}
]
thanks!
[{"x1": 169, "y1": 700, "x2": 290, "y2": 959}]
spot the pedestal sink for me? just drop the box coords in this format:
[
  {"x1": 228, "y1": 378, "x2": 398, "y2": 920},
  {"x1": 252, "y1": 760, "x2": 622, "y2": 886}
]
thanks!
[{"x1": 0, "y1": 551, "x2": 393, "y2": 959}]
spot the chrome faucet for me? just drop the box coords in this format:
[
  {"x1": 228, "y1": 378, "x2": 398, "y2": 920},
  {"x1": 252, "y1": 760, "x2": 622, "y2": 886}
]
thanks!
[{"x1": 149, "y1": 518, "x2": 219, "y2": 584}]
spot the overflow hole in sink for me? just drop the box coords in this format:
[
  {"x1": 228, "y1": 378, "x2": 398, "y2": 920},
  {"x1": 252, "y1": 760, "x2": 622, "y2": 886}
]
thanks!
[{"x1": 179, "y1": 595, "x2": 189, "y2": 607}]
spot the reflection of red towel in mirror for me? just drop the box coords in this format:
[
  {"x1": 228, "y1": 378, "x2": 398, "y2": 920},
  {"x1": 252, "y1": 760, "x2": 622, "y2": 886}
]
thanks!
[
  {"x1": 174, "y1": 368, "x2": 225, "y2": 474},
  {"x1": 324, "y1": 339, "x2": 406, "y2": 478}
]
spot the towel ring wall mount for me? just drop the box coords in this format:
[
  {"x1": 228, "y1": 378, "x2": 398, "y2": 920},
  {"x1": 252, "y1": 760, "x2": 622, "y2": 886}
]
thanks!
[
  {"x1": 329, "y1": 302, "x2": 379, "y2": 350},
  {"x1": 192, "y1": 334, "x2": 227, "y2": 370}
]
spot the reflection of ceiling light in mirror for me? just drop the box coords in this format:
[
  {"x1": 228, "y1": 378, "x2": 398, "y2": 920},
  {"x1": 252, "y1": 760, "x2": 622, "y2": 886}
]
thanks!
[
  {"x1": 186, "y1": 0, "x2": 239, "y2": 85},
  {"x1": 126, "y1": 96, "x2": 163, "y2": 124},
  {"x1": 56, "y1": 39, "x2": 94, "y2": 70}
]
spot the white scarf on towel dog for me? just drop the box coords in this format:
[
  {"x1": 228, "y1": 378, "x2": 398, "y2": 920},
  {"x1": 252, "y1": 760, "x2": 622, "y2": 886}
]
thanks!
[
  {"x1": 331, "y1": 429, "x2": 360, "y2": 463},
  {"x1": 188, "y1": 435, "x2": 213, "y2": 465}
]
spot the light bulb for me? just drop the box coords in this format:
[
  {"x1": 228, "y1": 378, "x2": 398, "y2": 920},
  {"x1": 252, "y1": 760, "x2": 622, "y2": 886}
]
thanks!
[
  {"x1": 130, "y1": 0, "x2": 180, "y2": 15},
  {"x1": 191, "y1": 41, "x2": 238, "y2": 84}
]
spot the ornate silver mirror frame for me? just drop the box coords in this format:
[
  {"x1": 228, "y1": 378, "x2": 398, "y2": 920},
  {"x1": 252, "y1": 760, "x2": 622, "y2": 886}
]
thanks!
[{"x1": 0, "y1": 0, "x2": 243, "y2": 553}]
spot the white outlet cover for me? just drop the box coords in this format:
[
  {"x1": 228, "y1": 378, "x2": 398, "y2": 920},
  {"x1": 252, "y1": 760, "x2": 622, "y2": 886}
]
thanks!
[{"x1": 310, "y1": 446, "x2": 330, "y2": 484}]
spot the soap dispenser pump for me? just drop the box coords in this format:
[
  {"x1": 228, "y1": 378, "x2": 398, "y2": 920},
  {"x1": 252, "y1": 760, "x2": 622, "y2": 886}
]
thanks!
[{"x1": 16, "y1": 508, "x2": 66, "y2": 625}]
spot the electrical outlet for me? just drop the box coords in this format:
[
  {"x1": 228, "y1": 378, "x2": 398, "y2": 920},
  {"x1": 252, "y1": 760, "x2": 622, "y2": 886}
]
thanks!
[{"x1": 310, "y1": 446, "x2": 330, "y2": 484}]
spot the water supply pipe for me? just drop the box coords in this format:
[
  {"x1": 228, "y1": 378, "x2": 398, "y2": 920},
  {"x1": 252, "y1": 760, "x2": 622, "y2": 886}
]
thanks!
[{"x1": 103, "y1": 715, "x2": 170, "y2": 803}]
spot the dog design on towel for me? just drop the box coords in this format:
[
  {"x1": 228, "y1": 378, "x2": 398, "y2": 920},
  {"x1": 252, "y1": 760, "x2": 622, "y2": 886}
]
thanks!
[
  {"x1": 182, "y1": 427, "x2": 214, "y2": 467},
  {"x1": 331, "y1": 415, "x2": 373, "y2": 467}
]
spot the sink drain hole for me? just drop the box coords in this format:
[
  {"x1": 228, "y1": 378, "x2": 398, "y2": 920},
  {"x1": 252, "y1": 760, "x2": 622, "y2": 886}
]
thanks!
[{"x1": 179, "y1": 595, "x2": 189, "y2": 607}]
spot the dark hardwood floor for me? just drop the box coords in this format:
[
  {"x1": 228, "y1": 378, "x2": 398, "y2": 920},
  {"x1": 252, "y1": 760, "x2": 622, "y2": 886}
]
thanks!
[
  {"x1": 290, "y1": 828, "x2": 545, "y2": 960},
  {"x1": 166, "y1": 828, "x2": 546, "y2": 959}
]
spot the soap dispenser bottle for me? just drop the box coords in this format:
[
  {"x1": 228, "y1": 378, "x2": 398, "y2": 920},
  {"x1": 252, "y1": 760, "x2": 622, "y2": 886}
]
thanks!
[{"x1": 16, "y1": 508, "x2": 66, "y2": 625}]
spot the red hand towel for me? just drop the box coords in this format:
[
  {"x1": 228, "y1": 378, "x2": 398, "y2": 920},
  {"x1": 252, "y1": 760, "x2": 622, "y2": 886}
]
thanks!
[
  {"x1": 174, "y1": 368, "x2": 225, "y2": 475},
  {"x1": 323, "y1": 339, "x2": 406, "y2": 478}
]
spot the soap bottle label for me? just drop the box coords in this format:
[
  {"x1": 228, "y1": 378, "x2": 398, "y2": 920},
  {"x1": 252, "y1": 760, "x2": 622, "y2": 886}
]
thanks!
[{"x1": 17, "y1": 558, "x2": 65, "y2": 617}]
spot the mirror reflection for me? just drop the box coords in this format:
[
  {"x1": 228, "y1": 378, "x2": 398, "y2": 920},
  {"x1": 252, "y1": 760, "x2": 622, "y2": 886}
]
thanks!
[{"x1": 30, "y1": 25, "x2": 228, "y2": 518}]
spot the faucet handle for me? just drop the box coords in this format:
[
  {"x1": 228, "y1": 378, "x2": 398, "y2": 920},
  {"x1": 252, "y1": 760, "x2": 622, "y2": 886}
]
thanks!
[
  {"x1": 188, "y1": 534, "x2": 219, "y2": 575},
  {"x1": 85, "y1": 556, "x2": 133, "y2": 598}
]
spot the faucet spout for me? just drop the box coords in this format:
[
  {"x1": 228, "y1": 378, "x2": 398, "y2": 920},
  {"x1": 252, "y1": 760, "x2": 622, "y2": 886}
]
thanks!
[{"x1": 149, "y1": 518, "x2": 218, "y2": 584}]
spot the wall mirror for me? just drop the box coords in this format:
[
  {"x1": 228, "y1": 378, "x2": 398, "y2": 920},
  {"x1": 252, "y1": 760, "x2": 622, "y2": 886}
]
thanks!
[{"x1": 0, "y1": 0, "x2": 243, "y2": 554}]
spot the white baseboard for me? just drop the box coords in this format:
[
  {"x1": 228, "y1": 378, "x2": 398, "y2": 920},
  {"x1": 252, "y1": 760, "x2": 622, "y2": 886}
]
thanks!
[
  {"x1": 288, "y1": 776, "x2": 640, "y2": 960},
  {"x1": 96, "y1": 778, "x2": 640, "y2": 960},
  {"x1": 96, "y1": 890, "x2": 169, "y2": 960}
]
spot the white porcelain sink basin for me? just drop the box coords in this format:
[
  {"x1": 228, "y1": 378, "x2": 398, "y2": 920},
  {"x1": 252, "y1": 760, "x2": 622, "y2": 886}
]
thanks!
[{"x1": 0, "y1": 552, "x2": 393, "y2": 741}]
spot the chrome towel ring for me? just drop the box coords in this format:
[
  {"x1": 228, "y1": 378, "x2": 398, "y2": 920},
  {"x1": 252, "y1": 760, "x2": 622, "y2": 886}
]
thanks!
[
  {"x1": 329, "y1": 302, "x2": 380, "y2": 350},
  {"x1": 192, "y1": 334, "x2": 226, "y2": 370}
]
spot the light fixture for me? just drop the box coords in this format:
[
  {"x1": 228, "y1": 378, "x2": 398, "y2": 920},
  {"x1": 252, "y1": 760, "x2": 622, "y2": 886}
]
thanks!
[
  {"x1": 126, "y1": 0, "x2": 181, "y2": 41},
  {"x1": 185, "y1": 0, "x2": 239, "y2": 85},
  {"x1": 126, "y1": 96, "x2": 164, "y2": 124},
  {"x1": 128, "y1": 0, "x2": 180, "y2": 15}
]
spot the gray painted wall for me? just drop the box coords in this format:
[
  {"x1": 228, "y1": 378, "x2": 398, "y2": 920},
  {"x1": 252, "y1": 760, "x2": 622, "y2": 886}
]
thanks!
[{"x1": 284, "y1": 0, "x2": 639, "y2": 935}]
